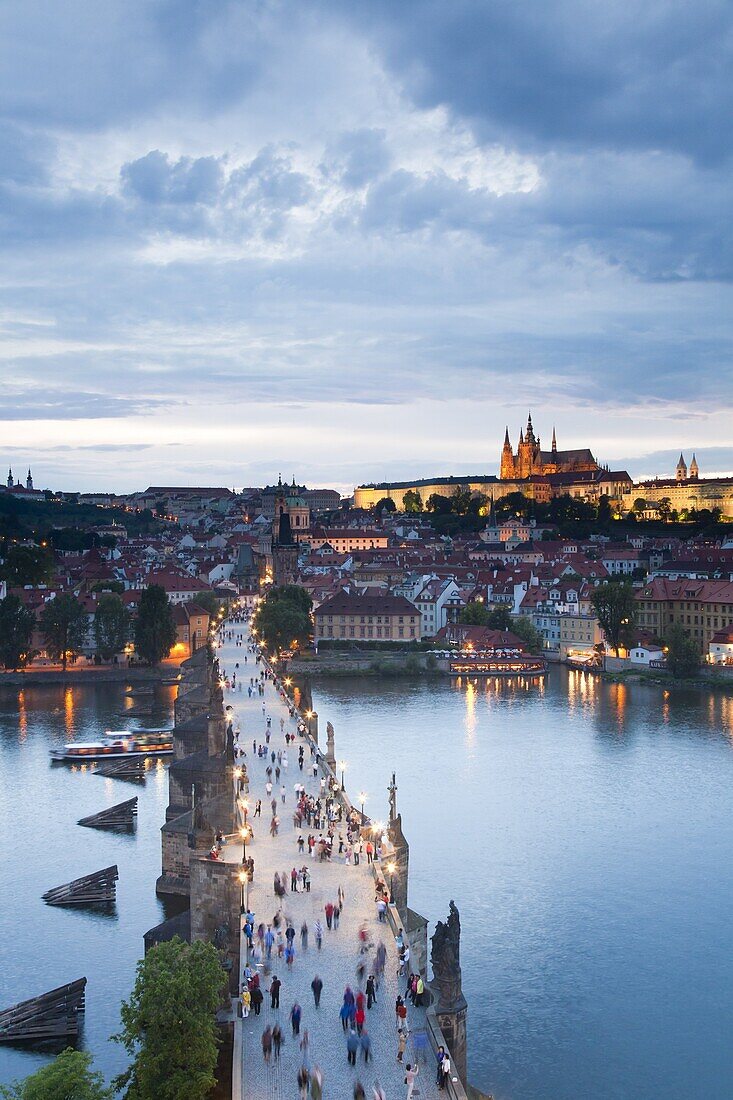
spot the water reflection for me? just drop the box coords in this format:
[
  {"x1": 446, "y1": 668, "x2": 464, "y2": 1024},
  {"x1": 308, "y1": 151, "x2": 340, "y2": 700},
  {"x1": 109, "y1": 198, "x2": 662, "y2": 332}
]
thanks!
[{"x1": 312, "y1": 667, "x2": 733, "y2": 1100}]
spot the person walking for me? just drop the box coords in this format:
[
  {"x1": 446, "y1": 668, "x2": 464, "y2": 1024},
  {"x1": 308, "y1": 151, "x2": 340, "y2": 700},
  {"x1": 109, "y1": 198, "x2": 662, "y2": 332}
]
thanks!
[
  {"x1": 315, "y1": 919, "x2": 323, "y2": 950},
  {"x1": 397, "y1": 1027, "x2": 408, "y2": 1064},
  {"x1": 272, "y1": 1024, "x2": 283, "y2": 1060},
  {"x1": 298, "y1": 1066, "x2": 310, "y2": 1099},
  {"x1": 261, "y1": 1025, "x2": 272, "y2": 1063},
  {"x1": 360, "y1": 1028, "x2": 372, "y2": 1063},
  {"x1": 366, "y1": 974, "x2": 377, "y2": 1009},
  {"x1": 290, "y1": 1002, "x2": 302, "y2": 1036},
  {"x1": 325, "y1": 902, "x2": 334, "y2": 930},
  {"x1": 311, "y1": 975, "x2": 323, "y2": 1008},
  {"x1": 251, "y1": 985, "x2": 263, "y2": 1016},
  {"x1": 346, "y1": 1027, "x2": 359, "y2": 1066},
  {"x1": 270, "y1": 975, "x2": 281, "y2": 1009},
  {"x1": 354, "y1": 1083, "x2": 366, "y2": 1100},
  {"x1": 310, "y1": 1066, "x2": 323, "y2": 1100}
]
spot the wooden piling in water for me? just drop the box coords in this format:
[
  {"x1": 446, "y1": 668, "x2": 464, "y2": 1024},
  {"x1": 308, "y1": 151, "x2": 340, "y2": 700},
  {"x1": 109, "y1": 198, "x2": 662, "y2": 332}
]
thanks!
[
  {"x1": 0, "y1": 979, "x2": 87, "y2": 1042},
  {"x1": 77, "y1": 797, "x2": 138, "y2": 831},
  {"x1": 42, "y1": 865, "x2": 118, "y2": 907}
]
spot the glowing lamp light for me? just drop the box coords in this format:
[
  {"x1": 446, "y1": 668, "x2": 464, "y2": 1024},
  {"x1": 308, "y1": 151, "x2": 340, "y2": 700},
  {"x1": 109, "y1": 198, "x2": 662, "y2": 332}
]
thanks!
[{"x1": 387, "y1": 861, "x2": 396, "y2": 875}]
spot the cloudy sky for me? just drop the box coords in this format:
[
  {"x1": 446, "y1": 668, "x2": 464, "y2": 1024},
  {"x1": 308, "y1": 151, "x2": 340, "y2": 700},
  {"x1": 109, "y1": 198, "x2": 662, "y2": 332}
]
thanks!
[{"x1": 1, "y1": 0, "x2": 731, "y2": 493}]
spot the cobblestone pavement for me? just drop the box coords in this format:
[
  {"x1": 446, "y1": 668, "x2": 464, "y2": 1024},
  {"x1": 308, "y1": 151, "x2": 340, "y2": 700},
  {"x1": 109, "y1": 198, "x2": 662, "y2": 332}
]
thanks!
[{"x1": 217, "y1": 632, "x2": 440, "y2": 1100}]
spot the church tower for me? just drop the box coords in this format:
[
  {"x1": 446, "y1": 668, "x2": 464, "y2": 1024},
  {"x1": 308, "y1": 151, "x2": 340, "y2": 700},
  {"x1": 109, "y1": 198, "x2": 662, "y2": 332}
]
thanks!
[
  {"x1": 676, "y1": 453, "x2": 688, "y2": 481},
  {"x1": 7, "y1": 468, "x2": 13, "y2": 488},
  {"x1": 26, "y1": 468, "x2": 33, "y2": 491},
  {"x1": 271, "y1": 474, "x2": 299, "y2": 587},
  {"x1": 689, "y1": 454, "x2": 699, "y2": 480},
  {"x1": 500, "y1": 427, "x2": 515, "y2": 479}
]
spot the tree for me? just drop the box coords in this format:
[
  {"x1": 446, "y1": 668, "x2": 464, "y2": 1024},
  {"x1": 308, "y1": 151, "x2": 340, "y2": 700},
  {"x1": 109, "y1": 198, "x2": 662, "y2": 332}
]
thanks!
[
  {"x1": 40, "y1": 593, "x2": 89, "y2": 670},
  {"x1": 134, "y1": 584, "x2": 177, "y2": 666},
  {"x1": 267, "y1": 584, "x2": 313, "y2": 616},
  {"x1": 632, "y1": 498, "x2": 647, "y2": 515},
  {"x1": 254, "y1": 586, "x2": 312, "y2": 653},
  {"x1": 402, "y1": 490, "x2": 423, "y2": 513},
  {"x1": 486, "y1": 606, "x2": 512, "y2": 630},
  {"x1": 193, "y1": 591, "x2": 226, "y2": 618},
  {"x1": 91, "y1": 579, "x2": 125, "y2": 594},
  {"x1": 425, "y1": 493, "x2": 452, "y2": 514},
  {"x1": 94, "y1": 594, "x2": 130, "y2": 660},
  {"x1": 113, "y1": 937, "x2": 224, "y2": 1100},
  {"x1": 450, "y1": 487, "x2": 472, "y2": 515},
  {"x1": 0, "y1": 1048, "x2": 110, "y2": 1100},
  {"x1": 0, "y1": 594, "x2": 36, "y2": 670},
  {"x1": 495, "y1": 492, "x2": 532, "y2": 521},
  {"x1": 0, "y1": 544, "x2": 54, "y2": 586},
  {"x1": 511, "y1": 615, "x2": 543, "y2": 653},
  {"x1": 590, "y1": 580, "x2": 637, "y2": 657},
  {"x1": 374, "y1": 497, "x2": 396, "y2": 515},
  {"x1": 458, "y1": 601, "x2": 489, "y2": 626},
  {"x1": 657, "y1": 496, "x2": 672, "y2": 520},
  {"x1": 665, "y1": 625, "x2": 700, "y2": 679}
]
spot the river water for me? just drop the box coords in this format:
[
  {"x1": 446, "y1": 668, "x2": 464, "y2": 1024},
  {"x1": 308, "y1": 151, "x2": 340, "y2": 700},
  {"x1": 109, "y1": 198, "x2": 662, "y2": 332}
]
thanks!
[
  {"x1": 0, "y1": 682, "x2": 175, "y2": 1088},
  {"x1": 311, "y1": 669, "x2": 733, "y2": 1100}
]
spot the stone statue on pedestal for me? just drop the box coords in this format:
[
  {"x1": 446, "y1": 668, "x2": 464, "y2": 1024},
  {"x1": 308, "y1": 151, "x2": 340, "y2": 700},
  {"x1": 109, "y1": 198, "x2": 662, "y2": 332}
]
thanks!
[
  {"x1": 431, "y1": 900, "x2": 462, "y2": 1006},
  {"x1": 326, "y1": 721, "x2": 336, "y2": 768}
]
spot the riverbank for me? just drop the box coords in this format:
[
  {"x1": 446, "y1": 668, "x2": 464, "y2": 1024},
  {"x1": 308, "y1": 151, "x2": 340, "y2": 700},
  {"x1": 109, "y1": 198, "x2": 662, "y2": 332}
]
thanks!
[{"x1": 0, "y1": 666, "x2": 181, "y2": 686}]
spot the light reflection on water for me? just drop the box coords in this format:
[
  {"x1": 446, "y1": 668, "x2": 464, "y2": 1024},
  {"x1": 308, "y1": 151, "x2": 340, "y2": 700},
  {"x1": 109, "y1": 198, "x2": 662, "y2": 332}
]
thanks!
[
  {"x1": 0, "y1": 683, "x2": 174, "y2": 1088},
  {"x1": 312, "y1": 667, "x2": 733, "y2": 1100}
]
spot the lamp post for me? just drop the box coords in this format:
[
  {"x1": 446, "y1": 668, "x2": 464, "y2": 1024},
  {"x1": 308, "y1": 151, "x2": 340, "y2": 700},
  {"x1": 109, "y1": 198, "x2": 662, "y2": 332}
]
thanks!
[
  {"x1": 387, "y1": 860, "x2": 396, "y2": 904},
  {"x1": 359, "y1": 791, "x2": 367, "y2": 826},
  {"x1": 234, "y1": 766, "x2": 242, "y2": 794},
  {"x1": 238, "y1": 867, "x2": 247, "y2": 914},
  {"x1": 339, "y1": 759, "x2": 346, "y2": 791},
  {"x1": 240, "y1": 825, "x2": 249, "y2": 862}
]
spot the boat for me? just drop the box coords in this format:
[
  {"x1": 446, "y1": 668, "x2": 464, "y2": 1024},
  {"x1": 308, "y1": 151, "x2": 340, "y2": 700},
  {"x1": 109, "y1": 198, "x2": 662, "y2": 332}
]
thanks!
[{"x1": 51, "y1": 732, "x2": 174, "y2": 762}]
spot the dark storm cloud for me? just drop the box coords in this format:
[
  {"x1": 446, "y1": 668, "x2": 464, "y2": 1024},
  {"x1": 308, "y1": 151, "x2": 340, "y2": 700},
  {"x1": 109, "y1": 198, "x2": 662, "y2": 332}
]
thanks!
[{"x1": 348, "y1": 0, "x2": 733, "y2": 164}]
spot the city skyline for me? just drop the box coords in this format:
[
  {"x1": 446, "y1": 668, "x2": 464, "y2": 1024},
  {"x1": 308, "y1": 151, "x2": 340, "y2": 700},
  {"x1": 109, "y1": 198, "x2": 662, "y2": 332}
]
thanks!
[{"x1": 1, "y1": 2, "x2": 732, "y2": 491}]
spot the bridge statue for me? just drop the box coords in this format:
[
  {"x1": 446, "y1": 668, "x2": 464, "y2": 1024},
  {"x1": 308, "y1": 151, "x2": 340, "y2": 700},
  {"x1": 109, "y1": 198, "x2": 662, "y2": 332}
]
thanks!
[{"x1": 431, "y1": 900, "x2": 462, "y2": 1007}]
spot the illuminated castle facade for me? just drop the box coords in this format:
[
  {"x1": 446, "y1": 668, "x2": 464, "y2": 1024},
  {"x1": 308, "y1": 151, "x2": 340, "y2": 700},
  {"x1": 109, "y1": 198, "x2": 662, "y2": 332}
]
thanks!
[{"x1": 500, "y1": 414, "x2": 600, "y2": 479}]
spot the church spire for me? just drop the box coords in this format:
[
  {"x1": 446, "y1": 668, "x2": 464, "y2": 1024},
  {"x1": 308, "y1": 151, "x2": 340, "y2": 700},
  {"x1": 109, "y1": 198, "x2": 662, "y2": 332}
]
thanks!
[
  {"x1": 519, "y1": 427, "x2": 524, "y2": 445},
  {"x1": 7, "y1": 467, "x2": 13, "y2": 488},
  {"x1": 503, "y1": 426, "x2": 510, "y2": 448},
  {"x1": 26, "y1": 468, "x2": 33, "y2": 491},
  {"x1": 551, "y1": 426, "x2": 557, "y2": 453},
  {"x1": 526, "y1": 411, "x2": 535, "y2": 443}
]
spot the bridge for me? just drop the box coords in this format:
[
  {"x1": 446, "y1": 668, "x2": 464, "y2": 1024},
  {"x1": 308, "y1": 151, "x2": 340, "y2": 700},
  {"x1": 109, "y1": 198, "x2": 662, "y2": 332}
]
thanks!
[{"x1": 215, "y1": 626, "x2": 464, "y2": 1099}]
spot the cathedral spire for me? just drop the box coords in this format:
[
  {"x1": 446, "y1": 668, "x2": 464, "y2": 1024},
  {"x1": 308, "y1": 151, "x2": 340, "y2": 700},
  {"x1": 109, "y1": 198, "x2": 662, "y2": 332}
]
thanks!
[
  {"x1": 525, "y1": 411, "x2": 535, "y2": 444},
  {"x1": 7, "y1": 467, "x2": 13, "y2": 488},
  {"x1": 503, "y1": 426, "x2": 510, "y2": 448},
  {"x1": 551, "y1": 426, "x2": 557, "y2": 453},
  {"x1": 519, "y1": 427, "x2": 524, "y2": 445}
]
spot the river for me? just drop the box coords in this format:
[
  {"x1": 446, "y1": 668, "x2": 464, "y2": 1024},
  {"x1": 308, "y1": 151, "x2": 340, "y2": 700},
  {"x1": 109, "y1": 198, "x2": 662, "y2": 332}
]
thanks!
[
  {"x1": 0, "y1": 682, "x2": 176, "y2": 1088},
  {"x1": 311, "y1": 669, "x2": 733, "y2": 1100}
]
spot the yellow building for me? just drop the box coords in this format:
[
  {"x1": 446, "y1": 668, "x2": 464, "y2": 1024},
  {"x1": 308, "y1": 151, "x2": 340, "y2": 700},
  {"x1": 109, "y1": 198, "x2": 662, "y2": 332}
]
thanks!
[{"x1": 628, "y1": 455, "x2": 733, "y2": 518}]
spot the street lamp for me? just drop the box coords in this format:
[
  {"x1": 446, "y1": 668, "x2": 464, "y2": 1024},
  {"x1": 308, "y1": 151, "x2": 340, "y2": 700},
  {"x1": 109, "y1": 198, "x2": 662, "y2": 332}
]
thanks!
[
  {"x1": 359, "y1": 791, "x2": 367, "y2": 825},
  {"x1": 234, "y1": 766, "x2": 242, "y2": 793},
  {"x1": 240, "y1": 825, "x2": 250, "y2": 862},
  {"x1": 238, "y1": 867, "x2": 247, "y2": 914},
  {"x1": 339, "y1": 759, "x2": 346, "y2": 790},
  {"x1": 387, "y1": 860, "x2": 396, "y2": 904}
]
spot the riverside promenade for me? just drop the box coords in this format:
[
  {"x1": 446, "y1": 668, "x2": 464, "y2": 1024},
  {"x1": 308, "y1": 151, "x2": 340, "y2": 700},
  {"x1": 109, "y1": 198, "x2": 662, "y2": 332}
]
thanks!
[{"x1": 216, "y1": 630, "x2": 441, "y2": 1100}]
